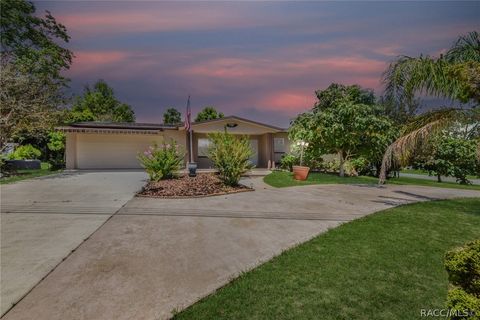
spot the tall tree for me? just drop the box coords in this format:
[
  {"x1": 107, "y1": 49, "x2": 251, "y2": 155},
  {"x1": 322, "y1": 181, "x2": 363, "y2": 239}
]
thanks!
[
  {"x1": 0, "y1": 61, "x2": 64, "y2": 150},
  {"x1": 290, "y1": 84, "x2": 395, "y2": 177},
  {"x1": 163, "y1": 107, "x2": 182, "y2": 124},
  {"x1": 195, "y1": 106, "x2": 224, "y2": 122},
  {"x1": 1, "y1": 0, "x2": 73, "y2": 85},
  {"x1": 68, "y1": 80, "x2": 135, "y2": 123},
  {"x1": 0, "y1": 0, "x2": 72, "y2": 150},
  {"x1": 379, "y1": 31, "x2": 480, "y2": 183}
]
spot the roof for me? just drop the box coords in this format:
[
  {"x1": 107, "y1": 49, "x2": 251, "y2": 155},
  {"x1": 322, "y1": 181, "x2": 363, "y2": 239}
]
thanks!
[
  {"x1": 68, "y1": 122, "x2": 178, "y2": 130},
  {"x1": 191, "y1": 116, "x2": 287, "y2": 132},
  {"x1": 56, "y1": 116, "x2": 287, "y2": 133}
]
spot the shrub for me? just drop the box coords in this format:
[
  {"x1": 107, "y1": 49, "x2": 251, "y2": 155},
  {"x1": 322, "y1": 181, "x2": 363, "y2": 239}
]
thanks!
[
  {"x1": 350, "y1": 157, "x2": 371, "y2": 176},
  {"x1": 207, "y1": 132, "x2": 253, "y2": 186},
  {"x1": 445, "y1": 240, "x2": 480, "y2": 295},
  {"x1": 445, "y1": 240, "x2": 480, "y2": 319},
  {"x1": 8, "y1": 144, "x2": 41, "y2": 160},
  {"x1": 138, "y1": 141, "x2": 185, "y2": 182},
  {"x1": 446, "y1": 288, "x2": 480, "y2": 319},
  {"x1": 47, "y1": 131, "x2": 65, "y2": 170},
  {"x1": 280, "y1": 153, "x2": 298, "y2": 171}
]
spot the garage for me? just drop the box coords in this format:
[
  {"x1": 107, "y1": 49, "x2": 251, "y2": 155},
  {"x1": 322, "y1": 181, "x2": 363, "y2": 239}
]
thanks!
[{"x1": 60, "y1": 123, "x2": 186, "y2": 169}]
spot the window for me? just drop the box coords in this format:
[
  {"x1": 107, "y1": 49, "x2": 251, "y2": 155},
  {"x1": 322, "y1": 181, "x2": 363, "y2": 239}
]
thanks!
[
  {"x1": 197, "y1": 138, "x2": 211, "y2": 157},
  {"x1": 273, "y1": 138, "x2": 285, "y2": 153}
]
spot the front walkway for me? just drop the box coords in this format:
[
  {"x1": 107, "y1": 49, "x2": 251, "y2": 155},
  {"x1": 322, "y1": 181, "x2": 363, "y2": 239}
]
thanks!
[{"x1": 3, "y1": 177, "x2": 479, "y2": 320}]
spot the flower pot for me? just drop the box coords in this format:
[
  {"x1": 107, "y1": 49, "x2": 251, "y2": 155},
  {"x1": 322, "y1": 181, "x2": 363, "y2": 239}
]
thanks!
[
  {"x1": 292, "y1": 165, "x2": 310, "y2": 181},
  {"x1": 188, "y1": 162, "x2": 197, "y2": 177}
]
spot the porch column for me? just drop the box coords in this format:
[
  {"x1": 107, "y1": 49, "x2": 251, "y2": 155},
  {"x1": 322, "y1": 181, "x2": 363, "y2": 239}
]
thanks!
[{"x1": 267, "y1": 133, "x2": 274, "y2": 167}]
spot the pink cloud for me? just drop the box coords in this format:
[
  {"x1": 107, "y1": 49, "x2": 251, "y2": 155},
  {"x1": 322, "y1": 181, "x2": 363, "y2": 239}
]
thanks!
[
  {"x1": 58, "y1": 6, "x2": 271, "y2": 36},
  {"x1": 69, "y1": 51, "x2": 130, "y2": 74},
  {"x1": 181, "y1": 56, "x2": 386, "y2": 82},
  {"x1": 257, "y1": 91, "x2": 316, "y2": 113}
]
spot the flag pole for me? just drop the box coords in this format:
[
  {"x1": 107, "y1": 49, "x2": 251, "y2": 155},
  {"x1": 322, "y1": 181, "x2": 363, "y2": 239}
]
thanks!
[{"x1": 189, "y1": 126, "x2": 193, "y2": 163}]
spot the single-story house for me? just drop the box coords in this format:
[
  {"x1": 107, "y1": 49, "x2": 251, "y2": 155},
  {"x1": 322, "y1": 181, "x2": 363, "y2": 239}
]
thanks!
[{"x1": 57, "y1": 116, "x2": 291, "y2": 170}]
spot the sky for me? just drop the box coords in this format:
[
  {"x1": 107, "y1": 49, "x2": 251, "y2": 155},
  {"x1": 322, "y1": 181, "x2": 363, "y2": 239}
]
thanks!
[{"x1": 35, "y1": 1, "x2": 479, "y2": 127}]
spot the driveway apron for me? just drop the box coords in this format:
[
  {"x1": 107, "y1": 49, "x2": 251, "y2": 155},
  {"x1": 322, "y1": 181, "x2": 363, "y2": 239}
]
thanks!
[{"x1": 0, "y1": 170, "x2": 146, "y2": 315}]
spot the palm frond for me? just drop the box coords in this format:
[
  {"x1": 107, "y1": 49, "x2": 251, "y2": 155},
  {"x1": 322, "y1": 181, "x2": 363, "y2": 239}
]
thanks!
[
  {"x1": 378, "y1": 108, "x2": 463, "y2": 184},
  {"x1": 445, "y1": 31, "x2": 480, "y2": 63},
  {"x1": 383, "y1": 56, "x2": 464, "y2": 104}
]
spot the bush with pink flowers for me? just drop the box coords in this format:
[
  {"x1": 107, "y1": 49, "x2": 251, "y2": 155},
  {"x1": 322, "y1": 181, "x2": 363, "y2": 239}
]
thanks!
[{"x1": 138, "y1": 141, "x2": 185, "y2": 181}]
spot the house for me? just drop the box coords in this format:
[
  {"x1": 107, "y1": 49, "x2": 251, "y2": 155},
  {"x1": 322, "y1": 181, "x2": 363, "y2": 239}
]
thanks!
[{"x1": 57, "y1": 116, "x2": 291, "y2": 170}]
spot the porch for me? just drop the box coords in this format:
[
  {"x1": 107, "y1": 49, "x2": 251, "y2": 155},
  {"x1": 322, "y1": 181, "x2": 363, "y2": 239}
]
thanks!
[{"x1": 188, "y1": 116, "x2": 290, "y2": 169}]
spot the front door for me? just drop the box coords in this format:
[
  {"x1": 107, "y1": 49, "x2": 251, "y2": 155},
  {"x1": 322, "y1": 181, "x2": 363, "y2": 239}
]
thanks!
[{"x1": 249, "y1": 139, "x2": 258, "y2": 166}]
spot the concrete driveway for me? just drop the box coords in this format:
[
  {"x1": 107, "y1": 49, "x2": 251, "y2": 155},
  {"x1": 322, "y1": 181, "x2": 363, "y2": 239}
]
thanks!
[
  {"x1": 2, "y1": 176, "x2": 479, "y2": 320},
  {"x1": 0, "y1": 170, "x2": 147, "y2": 315}
]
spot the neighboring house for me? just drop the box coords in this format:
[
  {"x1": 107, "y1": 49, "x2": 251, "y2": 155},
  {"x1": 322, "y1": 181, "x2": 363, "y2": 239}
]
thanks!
[{"x1": 57, "y1": 116, "x2": 290, "y2": 169}]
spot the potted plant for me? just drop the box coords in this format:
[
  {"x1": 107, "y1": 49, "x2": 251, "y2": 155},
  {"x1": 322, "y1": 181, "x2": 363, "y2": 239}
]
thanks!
[{"x1": 292, "y1": 141, "x2": 310, "y2": 180}]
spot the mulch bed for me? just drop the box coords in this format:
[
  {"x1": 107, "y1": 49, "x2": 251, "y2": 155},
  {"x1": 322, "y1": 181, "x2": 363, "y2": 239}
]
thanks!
[{"x1": 137, "y1": 173, "x2": 253, "y2": 198}]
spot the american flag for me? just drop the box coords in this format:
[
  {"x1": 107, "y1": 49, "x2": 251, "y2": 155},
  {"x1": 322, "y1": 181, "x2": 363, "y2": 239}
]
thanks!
[{"x1": 184, "y1": 95, "x2": 191, "y2": 132}]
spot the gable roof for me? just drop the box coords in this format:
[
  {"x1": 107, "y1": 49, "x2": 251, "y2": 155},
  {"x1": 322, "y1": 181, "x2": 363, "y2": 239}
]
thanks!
[{"x1": 191, "y1": 116, "x2": 286, "y2": 132}]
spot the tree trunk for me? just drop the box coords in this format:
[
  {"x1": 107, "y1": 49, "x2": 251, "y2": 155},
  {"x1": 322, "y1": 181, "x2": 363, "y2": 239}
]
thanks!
[
  {"x1": 437, "y1": 174, "x2": 442, "y2": 183},
  {"x1": 339, "y1": 151, "x2": 345, "y2": 177}
]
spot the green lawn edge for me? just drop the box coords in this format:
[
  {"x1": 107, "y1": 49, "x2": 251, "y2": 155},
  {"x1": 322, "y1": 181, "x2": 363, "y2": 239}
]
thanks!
[
  {"x1": 263, "y1": 171, "x2": 480, "y2": 191},
  {"x1": 0, "y1": 163, "x2": 61, "y2": 185},
  {"x1": 174, "y1": 198, "x2": 480, "y2": 320}
]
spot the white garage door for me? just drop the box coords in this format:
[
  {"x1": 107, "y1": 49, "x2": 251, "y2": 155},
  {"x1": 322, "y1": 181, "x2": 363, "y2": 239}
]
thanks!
[{"x1": 76, "y1": 133, "x2": 164, "y2": 169}]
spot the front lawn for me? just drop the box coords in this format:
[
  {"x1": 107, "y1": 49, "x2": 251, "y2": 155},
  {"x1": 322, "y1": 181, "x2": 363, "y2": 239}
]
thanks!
[
  {"x1": 264, "y1": 171, "x2": 480, "y2": 190},
  {"x1": 174, "y1": 198, "x2": 480, "y2": 320},
  {"x1": 0, "y1": 163, "x2": 60, "y2": 184},
  {"x1": 400, "y1": 168, "x2": 478, "y2": 180}
]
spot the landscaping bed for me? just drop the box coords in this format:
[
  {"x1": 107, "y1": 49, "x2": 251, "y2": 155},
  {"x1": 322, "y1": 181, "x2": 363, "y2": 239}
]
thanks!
[{"x1": 138, "y1": 173, "x2": 253, "y2": 198}]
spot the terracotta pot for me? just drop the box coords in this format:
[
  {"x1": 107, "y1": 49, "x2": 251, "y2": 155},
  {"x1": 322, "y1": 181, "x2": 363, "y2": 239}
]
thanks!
[{"x1": 292, "y1": 165, "x2": 310, "y2": 181}]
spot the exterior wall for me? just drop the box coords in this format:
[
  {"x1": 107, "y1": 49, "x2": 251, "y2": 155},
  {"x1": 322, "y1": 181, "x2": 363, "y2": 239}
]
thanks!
[
  {"x1": 65, "y1": 133, "x2": 77, "y2": 169},
  {"x1": 66, "y1": 130, "x2": 186, "y2": 169},
  {"x1": 192, "y1": 132, "x2": 279, "y2": 168},
  {"x1": 272, "y1": 132, "x2": 290, "y2": 165}
]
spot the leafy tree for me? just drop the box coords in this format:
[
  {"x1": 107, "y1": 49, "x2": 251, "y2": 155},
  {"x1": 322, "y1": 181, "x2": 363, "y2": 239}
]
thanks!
[
  {"x1": 380, "y1": 95, "x2": 420, "y2": 125},
  {"x1": 0, "y1": 61, "x2": 64, "y2": 151},
  {"x1": 195, "y1": 106, "x2": 224, "y2": 122},
  {"x1": 163, "y1": 107, "x2": 182, "y2": 124},
  {"x1": 380, "y1": 31, "x2": 480, "y2": 183},
  {"x1": 418, "y1": 136, "x2": 479, "y2": 184},
  {"x1": 290, "y1": 84, "x2": 395, "y2": 177},
  {"x1": 0, "y1": 0, "x2": 72, "y2": 151},
  {"x1": 1, "y1": 0, "x2": 73, "y2": 85},
  {"x1": 67, "y1": 80, "x2": 135, "y2": 123}
]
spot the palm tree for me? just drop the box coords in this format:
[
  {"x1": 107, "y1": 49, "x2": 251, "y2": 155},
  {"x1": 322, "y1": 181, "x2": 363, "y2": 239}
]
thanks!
[{"x1": 379, "y1": 31, "x2": 480, "y2": 183}]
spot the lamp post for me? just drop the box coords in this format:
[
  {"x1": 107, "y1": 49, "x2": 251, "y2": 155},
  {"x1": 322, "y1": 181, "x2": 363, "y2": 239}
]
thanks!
[{"x1": 296, "y1": 141, "x2": 309, "y2": 166}]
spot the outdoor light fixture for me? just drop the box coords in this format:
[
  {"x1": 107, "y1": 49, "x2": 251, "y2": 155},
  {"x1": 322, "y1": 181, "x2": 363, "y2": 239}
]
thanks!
[
  {"x1": 296, "y1": 141, "x2": 309, "y2": 147},
  {"x1": 296, "y1": 140, "x2": 309, "y2": 166},
  {"x1": 226, "y1": 123, "x2": 238, "y2": 128}
]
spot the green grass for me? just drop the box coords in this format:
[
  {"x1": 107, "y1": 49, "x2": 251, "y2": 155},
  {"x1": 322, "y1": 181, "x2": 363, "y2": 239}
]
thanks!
[
  {"x1": 174, "y1": 198, "x2": 480, "y2": 320},
  {"x1": 401, "y1": 168, "x2": 478, "y2": 180},
  {"x1": 0, "y1": 163, "x2": 60, "y2": 184},
  {"x1": 264, "y1": 171, "x2": 480, "y2": 190}
]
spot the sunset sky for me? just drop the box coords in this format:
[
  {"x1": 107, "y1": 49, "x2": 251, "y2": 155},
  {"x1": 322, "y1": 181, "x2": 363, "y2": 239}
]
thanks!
[{"x1": 36, "y1": 1, "x2": 479, "y2": 127}]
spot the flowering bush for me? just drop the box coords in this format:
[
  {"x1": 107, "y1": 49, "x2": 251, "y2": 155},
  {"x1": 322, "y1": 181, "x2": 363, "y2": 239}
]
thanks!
[{"x1": 138, "y1": 141, "x2": 185, "y2": 181}]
